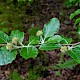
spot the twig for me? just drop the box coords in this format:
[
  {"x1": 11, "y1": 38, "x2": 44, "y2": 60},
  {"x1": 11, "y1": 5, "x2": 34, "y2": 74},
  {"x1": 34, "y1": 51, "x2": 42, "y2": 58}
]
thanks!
[
  {"x1": 62, "y1": 42, "x2": 80, "y2": 46},
  {"x1": 0, "y1": 44, "x2": 6, "y2": 46}
]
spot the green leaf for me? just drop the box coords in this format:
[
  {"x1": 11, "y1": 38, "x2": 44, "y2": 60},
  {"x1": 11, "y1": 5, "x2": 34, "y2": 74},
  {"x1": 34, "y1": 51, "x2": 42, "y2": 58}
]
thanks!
[
  {"x1": 70, "y1": 9, "x2": 80, "y2": 20},
  {"x1": 64, "y1": 1, "x2": 72, "y2": 8},
  {"x1": 74, "y1": 18, "x2": 80, "y2": 26},
  {"x1": 0, "y1": 31, "x2": 9, "y2": 43},
  {"x1": 68, "y1": 45, "x2": 80, "y2": 63},
  {"x1": 29, "y1": 36, "x2": 40, "y2": 45},
  {"x1": 58, "y1": 59, "x2": 78, "y2": 69},
  {"x1": 39, "y1": 43, "x2": 61, "y2": 50},
  {"x1": 0, "y1": 48, "x2": 17, "y2": 66},
  {"x1": 47, "y1": 35, "x2": 63, "y2": 43},
  {"x1": 10, "y1": 30, "x2": 24, "y2": 43},
  {"x1": 20, "y1": 46, "x2": 38, "y2": 59},
  {"x1": 43, "y1": 18, "x2": 60, "y2": 40},
  {"x1": 61, "y1": 35, "x2": 72, "y2": 44}
]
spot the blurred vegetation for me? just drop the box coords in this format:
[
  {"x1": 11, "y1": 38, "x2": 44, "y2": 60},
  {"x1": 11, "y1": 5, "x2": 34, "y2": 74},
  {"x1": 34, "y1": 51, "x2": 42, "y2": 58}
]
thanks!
[
  {"x1": 65, "y1": 0, "x2": 80, "y2": 8},
  {"x1": 0, "y1": 0, "x2": 38, "y2": 33},
  {"x1": 0, "y1": 0, "x2": 25, "y2": 33},
  {"x1": 9, "y1": 70, "x2": 22, "y2": 80},
  {"x1": 26, "y1": 64, "x2": 49, "y2": 80}
]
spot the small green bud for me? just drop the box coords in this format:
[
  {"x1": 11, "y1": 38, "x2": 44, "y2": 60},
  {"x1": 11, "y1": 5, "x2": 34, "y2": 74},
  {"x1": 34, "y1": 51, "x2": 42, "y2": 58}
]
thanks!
[
  {"x1": 12, "y1": 37, "x2": 19, "y2": 45},
  {"x1": 6, "y1": 43, "x2": 14, "y2": 51},
  {"x1": 60, "y1": 46, "x2": 68, "y2": 53},
  {"x1": 36, "y1": 30, "x2": 43, "y2": 36}
]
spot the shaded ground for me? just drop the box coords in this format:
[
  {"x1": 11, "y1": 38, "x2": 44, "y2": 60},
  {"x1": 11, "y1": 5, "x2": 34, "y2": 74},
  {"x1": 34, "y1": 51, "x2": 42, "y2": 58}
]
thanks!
[{"x1": 0, "y1": 0, "x2": 80, "y2": 80}]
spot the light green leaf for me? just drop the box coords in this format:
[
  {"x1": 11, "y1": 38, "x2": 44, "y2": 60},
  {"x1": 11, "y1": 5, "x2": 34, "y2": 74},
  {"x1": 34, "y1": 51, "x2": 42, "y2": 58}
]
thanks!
[
  {"x1": 0, "y1": 31, "x2": 9, "y2": 43},
  {"x1": 20, "y1": 46, "x2": 38, "y2": 59},
  {"x1": 29, "y1": 36, "x2": 40, "y2": 45},
  {"x1": 43, "y1": 18, "x2": 60, "y2": 40},
  {"x1": 0, "y1": 48, "x2": 17, "y2": 66},
  {"x1": 68, "y1": 45, "x2": 80, "y2": 63},
  {"x1": 39, "y1": 43, "x2": 61, "y2": 50},
  {"x1": 47, "y1": 35, "x2": 63, "y2": 43},
  {"x1": 70, "y1": 9, "x2": 80, "y2": 20},
  {"x1": 10, "y1": 30, "x2": 24, "y2": 43},
  {"x1": 61, "y1": 35, "x2": 72, "y2": 44},
  {"x1": 74, "y1": 18, "x2": 80, "y2": 26}
]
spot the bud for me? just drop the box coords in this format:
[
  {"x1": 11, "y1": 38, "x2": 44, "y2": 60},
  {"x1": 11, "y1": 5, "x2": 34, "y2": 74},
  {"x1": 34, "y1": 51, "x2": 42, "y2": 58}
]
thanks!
[
  {"x1": 6, "y1": 43, "x2": 14, "y2": 51},
  {"x1": 12, "y1": 37, "x2": 19, "y2": 45},
  {"x1": 60, "y1": 46, "x2": 68, "y2": 53},
  {"x1": 36, "y1": 30, "x2": 43, "y2": 36}
]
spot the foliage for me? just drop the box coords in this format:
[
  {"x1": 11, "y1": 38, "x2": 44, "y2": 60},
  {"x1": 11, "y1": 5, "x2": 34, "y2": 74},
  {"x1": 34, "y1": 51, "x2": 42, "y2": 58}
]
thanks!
[
  {"x1": 26, "y1": 64, "x2": 47, "y2": 80},
  {"x1": 9, "y1": 70, "x2": 22, "y2": 80},
  {"x1": 70, "y1": 9, "x2": 80, "y2": 26},
  {"x1": 65, "y1": 0, "x2": 80, "y2": 28},
  {"x1": 28, "y1": 27, "x2": 40, "y2": 36},
  {"x1": 70, "y1": 9, "x2": 80, "y2": 35},
  {"x1": 0, "y1": 17, "x2": 79, "y2": 72},
  {"x1": 49, "y1": 59, "x2": 78, "y2": 70},
  {"x1": 65, "y1": 0, "x2": 80, "y2": 8},
  {"x1": 65, "y1": 0, "x2": 80, "y2": 37},
  {"x1": 27, "y1": 70, "x2": 39, "y2": 80}
]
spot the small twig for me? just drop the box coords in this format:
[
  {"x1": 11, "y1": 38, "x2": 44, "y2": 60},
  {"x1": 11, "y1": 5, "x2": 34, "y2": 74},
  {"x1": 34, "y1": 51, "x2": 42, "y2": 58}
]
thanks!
[
  {"x1": 0, "y1": 44, "x2": 6, "y2": 46},
  {"x1": 62, "y1": 44, "x2": 73, "y2": 46},
  {"x1": 73, "y1": 42, "x2": 80, "y2": 46},
  {"x1": 62, "y1": 42, "x2": 80, "y2": 46}
]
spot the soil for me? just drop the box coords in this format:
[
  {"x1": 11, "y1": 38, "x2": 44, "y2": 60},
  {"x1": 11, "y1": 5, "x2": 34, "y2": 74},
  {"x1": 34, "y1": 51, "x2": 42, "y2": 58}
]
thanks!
[{"x1": 0, "y1": 0, "x2": 80, "y2": 80}]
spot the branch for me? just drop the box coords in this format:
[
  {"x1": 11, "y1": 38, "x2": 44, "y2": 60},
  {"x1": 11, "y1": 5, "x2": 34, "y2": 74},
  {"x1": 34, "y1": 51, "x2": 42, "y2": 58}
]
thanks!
[
  {"x1": 62, "y1": 42, "x2": 80, "y2": 46},
  {"x1": 0, "y1": 44, "x2": 6, "y2": 46}
]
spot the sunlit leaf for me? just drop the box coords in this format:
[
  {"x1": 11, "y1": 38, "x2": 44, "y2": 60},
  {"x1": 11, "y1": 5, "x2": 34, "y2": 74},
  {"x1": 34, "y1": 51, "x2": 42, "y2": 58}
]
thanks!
[{"x1": 43, "y1": 18, "x2": 60, "y2": 40}]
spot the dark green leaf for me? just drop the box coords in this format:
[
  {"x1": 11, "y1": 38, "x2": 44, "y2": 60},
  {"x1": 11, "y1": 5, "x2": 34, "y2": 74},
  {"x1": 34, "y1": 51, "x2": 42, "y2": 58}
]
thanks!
[
  {"x1": 39, "y1": 43, "x2": 61, "y2": 50},
  {"x1": 43, "y1": 18, "x2": 60, "y2": 39},
  {"x1": 20, "y1": 46, "x2": 38, "y2": 59},
  {"x1": 29, "y1": 36, "x2": 40, "y2": 45},
  {"x1": 28, "y1": 27, "x2": 40, "y2": 36},
  {"x1": 74, "y1": 18, "x2": 80, "y2": 26}
]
